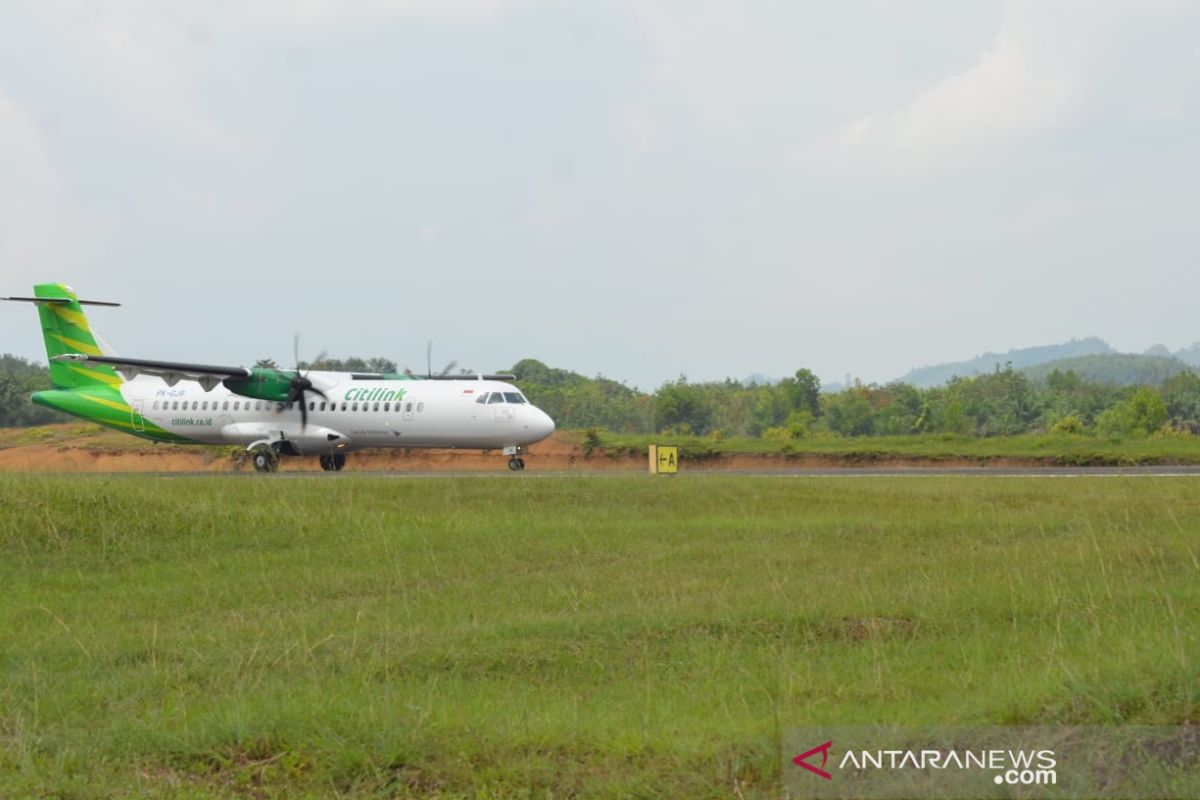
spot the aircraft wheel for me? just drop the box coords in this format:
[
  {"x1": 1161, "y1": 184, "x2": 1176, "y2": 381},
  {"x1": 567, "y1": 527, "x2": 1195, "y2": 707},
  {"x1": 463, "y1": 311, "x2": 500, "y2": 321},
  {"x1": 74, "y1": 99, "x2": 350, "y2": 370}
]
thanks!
[
  {"x1": 508, "y1": 457, "x2": 522, "y2": 471},
  {"x1": 319, "y1": 455, "x2": 335, "y2": 471},
  {"x1": 252, "y1": 447, "x2": 279, "y2": 473},
  {"x1": 332, "y1": 453, "x2": 346, "y2": 471}
]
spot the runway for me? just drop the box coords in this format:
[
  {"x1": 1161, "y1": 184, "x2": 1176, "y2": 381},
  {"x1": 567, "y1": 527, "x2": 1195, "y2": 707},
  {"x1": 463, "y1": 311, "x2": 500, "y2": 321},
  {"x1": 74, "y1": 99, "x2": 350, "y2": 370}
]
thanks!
[{"x1": 135, "y1": 465, "x2": 1200, "y2": 478}]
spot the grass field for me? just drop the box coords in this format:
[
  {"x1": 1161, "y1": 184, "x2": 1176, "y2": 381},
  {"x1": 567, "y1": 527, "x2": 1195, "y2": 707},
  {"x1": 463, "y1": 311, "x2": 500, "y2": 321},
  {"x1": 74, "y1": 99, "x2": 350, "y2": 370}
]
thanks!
[{"x1": 1, "y1": 474, "x2": 1198, "y2": 798}]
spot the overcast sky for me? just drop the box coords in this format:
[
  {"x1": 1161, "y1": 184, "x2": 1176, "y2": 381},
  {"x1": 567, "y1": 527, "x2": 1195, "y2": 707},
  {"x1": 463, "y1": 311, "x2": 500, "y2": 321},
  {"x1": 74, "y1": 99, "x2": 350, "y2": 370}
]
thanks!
[{"x1": 2, "y1": 0, "x2": 1199, "y2": 389}]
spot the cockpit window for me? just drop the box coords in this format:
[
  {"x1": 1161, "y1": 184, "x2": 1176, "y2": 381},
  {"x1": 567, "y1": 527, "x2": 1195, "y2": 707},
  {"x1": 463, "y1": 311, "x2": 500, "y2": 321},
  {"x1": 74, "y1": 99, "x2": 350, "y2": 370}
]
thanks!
[
  {"x1": 475, "y1": 393, "x2": 488, "y2": 404},
  {"x1": 503, "y1": 393, "x2": 526, "y2": 404},
  {"x1": 488, "y1": 392, "x2": 504, "y2": 404}
]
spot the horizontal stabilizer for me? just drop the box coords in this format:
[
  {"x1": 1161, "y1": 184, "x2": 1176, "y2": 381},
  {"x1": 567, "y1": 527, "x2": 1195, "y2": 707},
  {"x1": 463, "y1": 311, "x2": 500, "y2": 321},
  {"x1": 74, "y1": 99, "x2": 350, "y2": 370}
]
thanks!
[{"x1": 3, "y1": 296, "x2": 121, "y2": 306}]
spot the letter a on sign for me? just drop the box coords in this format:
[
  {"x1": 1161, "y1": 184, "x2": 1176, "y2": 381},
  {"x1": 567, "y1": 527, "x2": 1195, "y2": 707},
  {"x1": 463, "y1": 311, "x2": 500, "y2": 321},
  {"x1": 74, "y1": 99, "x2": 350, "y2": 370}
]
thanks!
[{"x1": 793, "y1": 741, "x2": 833, "y2": 780}]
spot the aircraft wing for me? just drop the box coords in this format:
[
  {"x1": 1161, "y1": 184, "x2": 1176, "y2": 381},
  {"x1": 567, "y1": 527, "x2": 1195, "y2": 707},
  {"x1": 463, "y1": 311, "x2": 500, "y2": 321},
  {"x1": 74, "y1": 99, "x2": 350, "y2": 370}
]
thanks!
[{"x1": 53, "y1": 354, "x2": 251, "y2": 391}]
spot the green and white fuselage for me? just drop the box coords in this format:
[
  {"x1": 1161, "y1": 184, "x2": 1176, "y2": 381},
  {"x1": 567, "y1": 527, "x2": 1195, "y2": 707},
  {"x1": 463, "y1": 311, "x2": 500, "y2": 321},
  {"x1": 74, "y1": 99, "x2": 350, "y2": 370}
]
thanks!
[
  {"x1": 7, "y1": 283, "x2": 554, "y2": 470},
  {"x1": 98, "y1": 373, "x2": 553, "y2": 452}
]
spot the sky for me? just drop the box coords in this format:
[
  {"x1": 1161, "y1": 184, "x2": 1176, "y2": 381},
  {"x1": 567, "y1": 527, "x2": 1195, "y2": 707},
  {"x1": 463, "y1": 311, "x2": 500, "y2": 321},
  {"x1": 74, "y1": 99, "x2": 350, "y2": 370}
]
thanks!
[{"x1": 2, "y1": 0, "x2": 1199, "y2": 390}]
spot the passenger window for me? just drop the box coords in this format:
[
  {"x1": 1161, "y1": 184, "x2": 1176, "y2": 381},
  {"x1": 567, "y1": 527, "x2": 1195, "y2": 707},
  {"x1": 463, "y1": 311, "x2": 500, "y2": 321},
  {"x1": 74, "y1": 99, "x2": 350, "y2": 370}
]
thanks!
[
  {"x1": 172, "y1": 401, "x2": 178, "y2": 410},
  {"x1": 320, "y1": 401, "x2": 326, "y2": 411},
  {"x1": 255, "y1": 401, "x2": 262, "y2": 411},
  {"x1": 153, "y1": 400, "x2": 159, "y2": 410},
  {"x1": 192, "y1": 401, "x2": 199, "y2": 410},
  {"x1": 202, "y1": 401, "x2": 208, "y2": 410},
  {"x1": 417, "y1": 402, "x2": 424, "y2": 412},
  {"x1": 488, "y1": 393, "x2": 504, "y2": 404},
  {"x1": 223, "y1": 401, "x2": 229, "y2": 410},
  {"x1": 405, "y1": 401, "x2": 413, "y2": 412},
  {"x1": 373, "y1": 402, "x2": 380, "y2": 411},
  {"x1": 352, "y1": 402, "x2": 358, "y2": 411},
  {"x1": 341, "y1": 402, "x2": 347, "y2": 411},
  {"x1": 383, "y1": 402, "x2": 390, "y2": 412},
  {"x1": 503, "y1": 393, "x2": 524, "y2": 404},
  {"x1": 233, "y1": 401, "x2": 240, "y2": 411},
  {"x1": 476, "y1": 393, "x2": 488, "y2": 404},
  {"x1": 308, "y1": 401, "x2": 315, "y2": 411}
]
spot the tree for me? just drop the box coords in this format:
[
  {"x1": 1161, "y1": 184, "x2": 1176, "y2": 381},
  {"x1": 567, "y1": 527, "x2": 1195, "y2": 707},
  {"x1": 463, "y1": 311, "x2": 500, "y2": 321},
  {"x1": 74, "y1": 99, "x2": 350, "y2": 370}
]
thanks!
[
  {"x1": 0, "y1": 354, "x2": 66, "y2": 426},
  {"x1": 1096, "y1": 387, "x2": 1167, "y2": 437},
  {"x1": 1125, "y1": 386, "x2": 1168, "y2": 433},
  {"x1": 782, "y1": 368, "x2": 821, "y2": 417},
  {"x1": 653, "y1": 380, "x2": 713, "y2": 434},
  {"x1": 822, "y1": 391, "x2": 874, "y2": 436},
  {"x1": 1162, "y1": 372, "x2": 1200, "y2": 432}
]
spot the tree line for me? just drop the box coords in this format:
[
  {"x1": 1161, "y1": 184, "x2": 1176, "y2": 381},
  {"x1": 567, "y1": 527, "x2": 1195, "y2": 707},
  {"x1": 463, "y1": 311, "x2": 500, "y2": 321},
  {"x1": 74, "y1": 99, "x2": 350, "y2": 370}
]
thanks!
[
  {"x1": 3, "y1": 352, "x2": 1199, "y2": 439},
  {"x1": 509, "y1": 359, "x2": 1197, "y2": 439}
]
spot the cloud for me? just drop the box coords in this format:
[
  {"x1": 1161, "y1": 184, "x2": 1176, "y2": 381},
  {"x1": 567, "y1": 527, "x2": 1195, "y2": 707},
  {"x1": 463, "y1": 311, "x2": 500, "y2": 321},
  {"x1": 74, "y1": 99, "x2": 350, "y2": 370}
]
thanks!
[
  {"x1": 0, "y1": 91, "x2": 87, "y2": 283},
  {"x1": 232, "y1": 0, "x2": 513, "y2": 27},
  {"x1": 823, "y1": 0, "x2": 1200, "y2": 174},
  {"x1": 826, "y1": 4, "x2": 1076, "y2": 174}
]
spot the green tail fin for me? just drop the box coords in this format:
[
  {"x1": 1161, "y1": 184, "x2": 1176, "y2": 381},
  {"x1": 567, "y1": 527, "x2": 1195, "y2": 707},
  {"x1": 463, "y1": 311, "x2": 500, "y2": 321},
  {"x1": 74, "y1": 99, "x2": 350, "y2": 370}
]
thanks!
[{"x1": 32, "y1": 283, "x2": 122, "y2": 389}]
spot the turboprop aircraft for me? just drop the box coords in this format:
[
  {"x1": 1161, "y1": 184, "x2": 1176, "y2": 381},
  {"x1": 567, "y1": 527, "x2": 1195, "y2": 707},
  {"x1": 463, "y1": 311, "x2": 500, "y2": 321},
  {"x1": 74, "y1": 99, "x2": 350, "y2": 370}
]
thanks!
[{"x1": 3, "y1": 283, "x2": 555, "y2": 472}]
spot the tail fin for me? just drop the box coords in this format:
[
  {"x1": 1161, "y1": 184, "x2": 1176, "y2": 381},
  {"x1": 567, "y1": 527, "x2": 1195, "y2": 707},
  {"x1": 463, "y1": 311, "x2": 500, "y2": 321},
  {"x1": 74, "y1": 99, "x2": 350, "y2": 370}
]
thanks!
[{"x1": 31, "y1": 283, "x2": 122, "y2": 389}]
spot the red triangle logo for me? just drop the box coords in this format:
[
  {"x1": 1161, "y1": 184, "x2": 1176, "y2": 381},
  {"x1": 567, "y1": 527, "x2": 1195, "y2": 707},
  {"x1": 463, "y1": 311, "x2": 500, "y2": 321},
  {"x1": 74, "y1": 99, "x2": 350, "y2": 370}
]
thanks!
[{"x1": 793, "y1": 740, "x2": 833, "y2": 780}]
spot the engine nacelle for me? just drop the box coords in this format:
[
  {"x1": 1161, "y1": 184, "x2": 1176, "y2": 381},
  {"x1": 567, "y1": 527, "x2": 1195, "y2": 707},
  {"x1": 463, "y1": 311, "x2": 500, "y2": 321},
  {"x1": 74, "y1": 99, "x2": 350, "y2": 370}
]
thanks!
[{"x1": 222, "y1": 368, "x2": 297, "y2": 401}]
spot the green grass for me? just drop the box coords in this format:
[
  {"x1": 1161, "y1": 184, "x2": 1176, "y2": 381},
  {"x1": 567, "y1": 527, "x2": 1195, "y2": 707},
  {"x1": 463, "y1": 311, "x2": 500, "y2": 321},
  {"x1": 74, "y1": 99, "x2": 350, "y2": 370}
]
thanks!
[
  {"x1": 590, "y1": 430, "x2": 1200, "y2": 465},
  {"x1": 1, "y1": 474, "x2": 1198, "y2": 797}
]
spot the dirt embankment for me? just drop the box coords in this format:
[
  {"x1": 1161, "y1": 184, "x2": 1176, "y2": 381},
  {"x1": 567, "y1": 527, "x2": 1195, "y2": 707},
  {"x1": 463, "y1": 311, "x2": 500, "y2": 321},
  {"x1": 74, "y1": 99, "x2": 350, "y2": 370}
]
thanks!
[
  {"x1": 0, "y1": 426, "x2": 1068, "y2": 473},
  {"x1": 0, "y1": 430, "x2": 624, "y2": 473}
]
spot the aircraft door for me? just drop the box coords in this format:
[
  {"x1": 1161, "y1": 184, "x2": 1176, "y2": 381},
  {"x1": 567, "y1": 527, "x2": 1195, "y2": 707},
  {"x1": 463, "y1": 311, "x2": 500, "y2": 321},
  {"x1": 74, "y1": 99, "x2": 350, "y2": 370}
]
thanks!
[{"x1": 131, "y1": 400, "x2": 145, "y2": 432}]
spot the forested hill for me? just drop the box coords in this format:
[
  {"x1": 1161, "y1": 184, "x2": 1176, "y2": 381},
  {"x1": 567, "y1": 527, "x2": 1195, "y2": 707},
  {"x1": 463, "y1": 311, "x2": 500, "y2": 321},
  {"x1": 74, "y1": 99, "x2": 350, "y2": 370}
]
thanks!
[
  {"x1": 899, "y1": 337, "x2": 1113, "y2": 387},
  {"x1": 1022, "y1": 354, "x2": 1192, "y2": 386}
]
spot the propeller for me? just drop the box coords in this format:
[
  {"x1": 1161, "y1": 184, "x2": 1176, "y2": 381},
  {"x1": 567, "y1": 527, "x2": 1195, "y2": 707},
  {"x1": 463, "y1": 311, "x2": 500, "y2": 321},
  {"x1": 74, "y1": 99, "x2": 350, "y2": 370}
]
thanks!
[
  {"x1": 404, "y1": 341, "x2": 457, "y2": 379},
  {"x1": 285, "y1": 334, "x2": 328, "y2": 430}
]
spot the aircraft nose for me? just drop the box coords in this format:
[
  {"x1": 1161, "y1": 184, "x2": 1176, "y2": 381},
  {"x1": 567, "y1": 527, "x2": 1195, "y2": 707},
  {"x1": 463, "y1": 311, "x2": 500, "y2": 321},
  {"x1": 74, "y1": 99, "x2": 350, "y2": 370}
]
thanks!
[{"x1": 527, "y1": 406, "x2": 556, "y2": 441}]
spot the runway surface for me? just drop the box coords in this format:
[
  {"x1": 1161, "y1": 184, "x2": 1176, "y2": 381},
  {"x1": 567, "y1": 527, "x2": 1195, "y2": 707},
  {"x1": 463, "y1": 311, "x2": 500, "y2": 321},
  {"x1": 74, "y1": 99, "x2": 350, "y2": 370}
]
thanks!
[{"x1": 130, "y1": 465, "x2": 1200, "y2": 478}]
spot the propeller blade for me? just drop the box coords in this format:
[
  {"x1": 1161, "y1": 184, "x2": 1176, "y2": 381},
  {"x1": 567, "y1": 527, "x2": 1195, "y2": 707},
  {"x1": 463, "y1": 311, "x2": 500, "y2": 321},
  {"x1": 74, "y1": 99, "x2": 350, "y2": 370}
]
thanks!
[
  {"x1": 293, "y1": 333, "x2": 301, "y2": 373},
  {"x1": 299, "y1": 394, "x2": 308, "y2": 429},
  {"x1": 439, "y1": 360, "x2": 458, "y2": 377},
  {"x1": 426, "y1": 341, "x2": 433, "y2": 379}
]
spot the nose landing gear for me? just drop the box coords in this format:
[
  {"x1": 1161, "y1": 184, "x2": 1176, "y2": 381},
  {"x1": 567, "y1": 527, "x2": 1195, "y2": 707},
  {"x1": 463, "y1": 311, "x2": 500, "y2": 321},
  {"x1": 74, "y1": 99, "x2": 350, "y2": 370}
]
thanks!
[
  {"x1": 319, "y1": 453, "x2": 347, "y2": 472},
  {"x1": 503, "y1": 444, "x2": 528, "y2": 472}
]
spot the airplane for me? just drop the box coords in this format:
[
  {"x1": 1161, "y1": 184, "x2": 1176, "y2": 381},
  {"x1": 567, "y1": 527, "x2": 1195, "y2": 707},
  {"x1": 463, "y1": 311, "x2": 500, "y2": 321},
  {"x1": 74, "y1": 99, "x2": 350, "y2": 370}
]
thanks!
[{"x1": 3, "y1": 283, "x2": 555, "y2": 472}]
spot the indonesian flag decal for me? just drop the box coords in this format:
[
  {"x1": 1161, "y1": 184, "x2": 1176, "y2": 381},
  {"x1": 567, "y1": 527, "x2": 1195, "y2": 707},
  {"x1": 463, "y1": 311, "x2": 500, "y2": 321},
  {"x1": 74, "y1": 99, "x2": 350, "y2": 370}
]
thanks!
[{"x1": 462, "y1": 389, "x2": 474, "y2": 394}]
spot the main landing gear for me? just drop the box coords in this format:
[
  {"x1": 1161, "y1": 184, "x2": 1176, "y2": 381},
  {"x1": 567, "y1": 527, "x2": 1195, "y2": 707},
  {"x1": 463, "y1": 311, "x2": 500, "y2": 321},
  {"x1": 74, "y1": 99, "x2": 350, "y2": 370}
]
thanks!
[
  {"x1": 319, "y1": 453, "x2": 347, "y2": 472},
  {"x1": 250, "y1": 444, "x2": 280, "y2": 473},
  {"x1": 508, "y1": 457, "x2": 525, "y2": 471}
]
